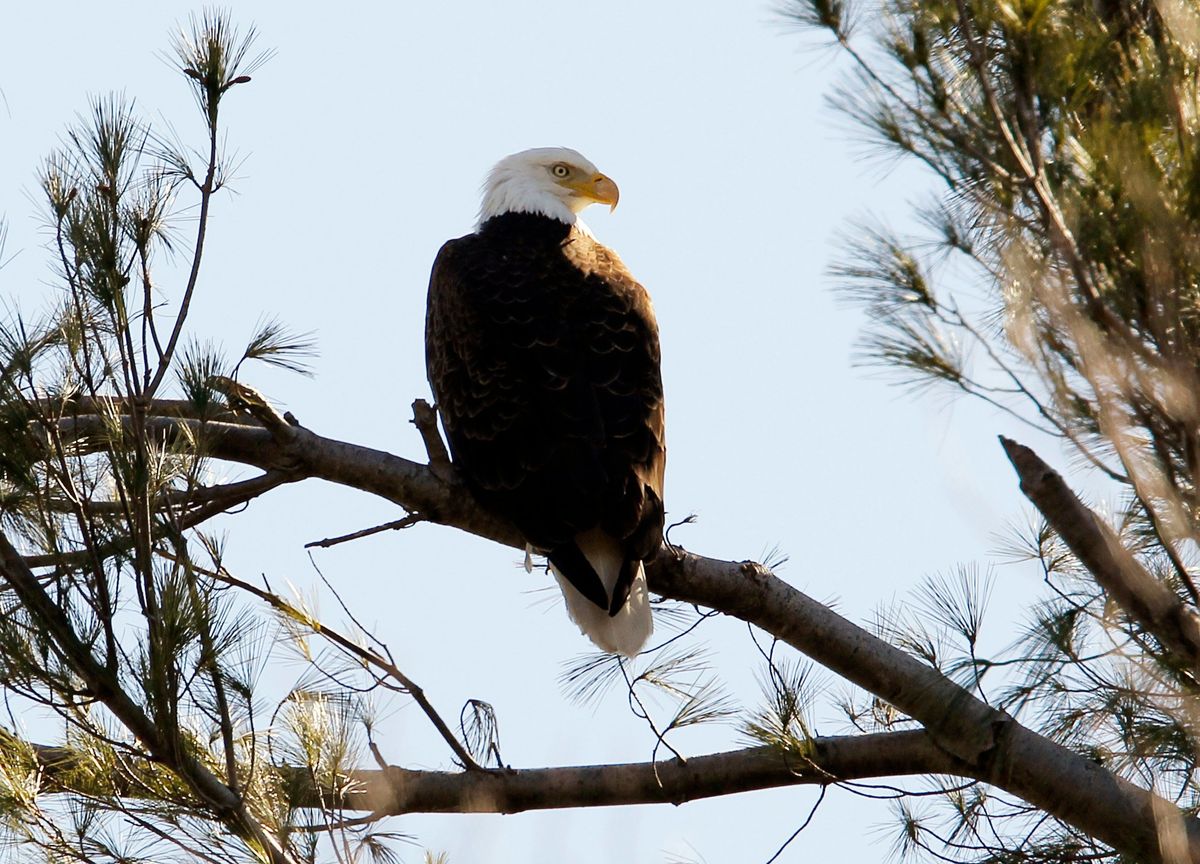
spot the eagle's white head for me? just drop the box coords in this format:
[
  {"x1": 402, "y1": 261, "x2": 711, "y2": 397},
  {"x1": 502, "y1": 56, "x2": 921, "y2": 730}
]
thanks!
[{"x1": 477, "y1": 147, "x2": 620, "y2": 229}]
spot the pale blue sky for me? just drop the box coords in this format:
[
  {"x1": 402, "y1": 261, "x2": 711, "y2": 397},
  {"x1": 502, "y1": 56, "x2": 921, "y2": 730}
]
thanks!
[{"x1": 2, "y1": 2, "x2": 1065, "y2": 862}]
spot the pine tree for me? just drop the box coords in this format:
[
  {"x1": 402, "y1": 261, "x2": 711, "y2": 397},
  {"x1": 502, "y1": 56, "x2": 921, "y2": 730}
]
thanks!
[
  {"x1": 799, "y1": 0, "x2": 1200, "y2": 858},
  {"x1": 3, "y1": 4, "x2": 1200, "y2": 863}
]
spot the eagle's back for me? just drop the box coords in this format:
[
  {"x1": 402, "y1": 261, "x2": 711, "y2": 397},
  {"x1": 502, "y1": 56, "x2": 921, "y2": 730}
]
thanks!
[{"x1": 425, "y1": 212, "x2": 665, "y2": 559}]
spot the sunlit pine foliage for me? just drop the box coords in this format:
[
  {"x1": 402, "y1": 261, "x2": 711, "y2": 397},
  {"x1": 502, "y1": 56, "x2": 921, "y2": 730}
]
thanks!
[
  {"x1": 793, "y1": 0, "x2": 1200, "y2": 859},
  {"x1": 0, "y1": 11, "x2": 382, "y2": 864}
]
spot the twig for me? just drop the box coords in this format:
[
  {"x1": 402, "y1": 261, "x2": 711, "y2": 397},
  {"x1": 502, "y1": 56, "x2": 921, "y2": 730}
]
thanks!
[
  {"x1": 763, "y1": 785, "x2": 826, "y2": 864},
  {"x1": 145, "y1": 115, "x2": 219, "y2": 397},
  {"x1": 183, "y1": 556, "x2": 482, "y2": 771},
  {"x1": 294, "y1": 813, "x2": 384, "y2": 833},
  {"x1": 620, "y1": 659, "x2": 687, "y2": 768},
  {"x1": 412, "y1": 398, "x2": 454, "y2": 482},
  {"x1": 305, "y1": 513, "x2": 425, "y2": 549},
  {"x1": 664, "y1": 513, "x2": 698, "y2": 552}
]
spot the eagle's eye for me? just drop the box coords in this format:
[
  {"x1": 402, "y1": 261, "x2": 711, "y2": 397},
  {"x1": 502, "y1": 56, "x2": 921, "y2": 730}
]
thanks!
[{"x1": 551, "y1": 163, "x2": 571, "y2": 179}]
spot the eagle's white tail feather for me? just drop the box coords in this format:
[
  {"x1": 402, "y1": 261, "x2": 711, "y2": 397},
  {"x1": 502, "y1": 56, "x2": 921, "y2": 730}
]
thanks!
[{"x1": 550, "y1": 530, "x2": 652, "y2": 656}]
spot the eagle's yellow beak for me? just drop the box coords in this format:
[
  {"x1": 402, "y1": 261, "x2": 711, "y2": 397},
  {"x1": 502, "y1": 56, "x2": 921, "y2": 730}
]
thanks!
[{"x1": 571, "y1": 173, "x2": 620, "y2": 212}]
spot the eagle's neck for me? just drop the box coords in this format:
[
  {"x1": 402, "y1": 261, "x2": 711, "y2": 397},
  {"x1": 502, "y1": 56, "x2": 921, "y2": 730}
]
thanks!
[{"x1": 477, "y1": 211, "x2": 592, "y2": 242}]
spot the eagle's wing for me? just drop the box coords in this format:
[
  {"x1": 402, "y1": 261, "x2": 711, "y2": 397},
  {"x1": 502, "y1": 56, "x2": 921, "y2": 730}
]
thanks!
[
  {"x1": 425, "y1": 227, "x2": 665, "y2": 557},
  {"x1": 561, "y1": 231, "x2": 666, "y2": 562}
]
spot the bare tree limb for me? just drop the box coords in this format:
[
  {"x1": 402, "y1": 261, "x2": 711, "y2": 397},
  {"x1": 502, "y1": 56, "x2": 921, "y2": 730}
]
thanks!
[
  {"x1": 1000, "y1": 436, "x2": 1200, "y2": 679},
  {"x1": 358, "y1": 732, "x2": 957, "y2": 815},
  {"x1": 648, "y1": 552, "x2": 1200, "y2": 862},
  {"x1": 304, "y1": 513, "x2": 425, "y2": 550},
  {"x1": 28, "y1": 731, "x2": 967, "y2": 813}
]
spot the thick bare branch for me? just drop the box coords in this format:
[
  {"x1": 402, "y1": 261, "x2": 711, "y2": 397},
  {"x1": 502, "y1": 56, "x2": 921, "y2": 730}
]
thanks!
[
  {"x1": 356, "y1": 732, "x2": 965, "y2": 815},
  {"x1": 1000, "y1": 436, "x2": 1200, "y2": 678},
  {"x1": 648, "y1": 551, "x2": 1200, "y2": 862}
]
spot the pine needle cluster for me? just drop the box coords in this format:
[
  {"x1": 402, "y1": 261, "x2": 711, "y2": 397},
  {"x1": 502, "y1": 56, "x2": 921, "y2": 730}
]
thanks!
[{"x1": 0, "y1": 12, "x2": 360, "y2": 864}]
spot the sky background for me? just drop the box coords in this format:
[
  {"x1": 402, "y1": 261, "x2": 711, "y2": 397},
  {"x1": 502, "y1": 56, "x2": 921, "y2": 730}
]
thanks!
[{"x1": 1, "y1": 2, "x2": 1075, "y2": 862}]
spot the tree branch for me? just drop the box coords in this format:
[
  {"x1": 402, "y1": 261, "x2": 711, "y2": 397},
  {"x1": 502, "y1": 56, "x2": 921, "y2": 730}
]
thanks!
[
  {"x1": 999, "y1": 436, "x2": 1200, "y2": 680},
  {"x1": 28, "y1": 731, "x2": 967, "y2": 813},
  {"x1": 356, "y1": 732, "x2": 961, "y2": 815},
  {"x1": 648, "y1": 550, "x2": 1200, "y2": 862},
  {"x1": 37, "y1": 402, "x2": 1200, "y2": 862}
]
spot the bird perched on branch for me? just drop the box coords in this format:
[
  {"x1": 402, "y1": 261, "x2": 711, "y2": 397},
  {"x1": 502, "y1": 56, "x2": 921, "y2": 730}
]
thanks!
[{"x1": 425, "y1": 147, "x2": 666, "y2": 656}]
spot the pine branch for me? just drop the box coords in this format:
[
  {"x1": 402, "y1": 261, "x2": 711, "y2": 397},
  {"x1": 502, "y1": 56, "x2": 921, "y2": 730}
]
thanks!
[
  {"x1": 0, "y1": 530, "x2": 300, "y2": 864},
  {"x1": 325, "y1": 735, "x2": 955, "y2": 813}
]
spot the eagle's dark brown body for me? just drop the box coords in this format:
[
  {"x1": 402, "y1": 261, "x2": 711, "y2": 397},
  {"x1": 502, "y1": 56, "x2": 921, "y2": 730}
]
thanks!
[{"x1": 425, "y1": 211, "x2": 665, "y2": 634}]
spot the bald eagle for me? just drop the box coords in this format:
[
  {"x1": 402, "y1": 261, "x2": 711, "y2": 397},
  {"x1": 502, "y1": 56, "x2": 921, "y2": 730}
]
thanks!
[{"x1": 425, "y1": 148, "x2": 666, "y2": 656}]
